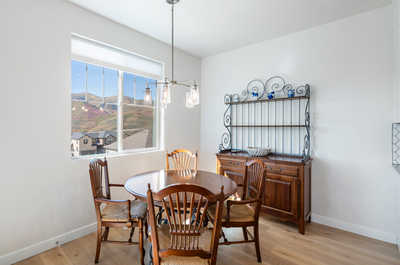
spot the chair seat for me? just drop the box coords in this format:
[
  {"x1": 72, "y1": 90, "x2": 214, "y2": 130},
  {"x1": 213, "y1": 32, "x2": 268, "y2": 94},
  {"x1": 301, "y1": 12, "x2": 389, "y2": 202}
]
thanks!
[
  {"x1": 100, "y1": 200, "x2": 147, "y2": 222},
  {"x1": 154, "y1": 224, "x2": 211, "y2": 265},
  {"x1": 208, "y1": 201, "x2": 255, "y2": 223}
]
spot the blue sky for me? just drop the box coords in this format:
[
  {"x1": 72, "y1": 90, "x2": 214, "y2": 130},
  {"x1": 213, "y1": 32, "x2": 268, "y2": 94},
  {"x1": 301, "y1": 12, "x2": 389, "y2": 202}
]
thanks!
[{"x1": 71, "y1": 60, "x2": 157, "y2": 100}]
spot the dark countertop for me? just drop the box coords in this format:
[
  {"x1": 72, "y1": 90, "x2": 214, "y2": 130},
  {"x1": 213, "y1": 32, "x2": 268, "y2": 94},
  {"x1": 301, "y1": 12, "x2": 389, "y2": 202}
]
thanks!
[{"x1": 216, "y1": 151, "x2": 311, "y2": 165}]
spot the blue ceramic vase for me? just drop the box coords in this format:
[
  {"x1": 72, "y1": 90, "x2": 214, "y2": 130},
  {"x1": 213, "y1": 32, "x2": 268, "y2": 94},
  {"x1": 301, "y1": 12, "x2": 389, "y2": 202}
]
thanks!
[
  {"x1": 288, "y1": 89, "x2": 295, "y2": 98},
  {"x1": 268, "y1": 91, "x2": 275, "y2": 99}
]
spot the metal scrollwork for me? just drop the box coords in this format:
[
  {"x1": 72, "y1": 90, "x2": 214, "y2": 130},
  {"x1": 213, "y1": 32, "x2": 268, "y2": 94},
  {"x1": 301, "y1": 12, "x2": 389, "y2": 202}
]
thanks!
[
  {"x1": 303, "y1": 97, "x2": 311, "y2": 158},
  {"x1": 218, "y1": 75, "x2": 311, "y2": 158},
  {"x1": 221, "y1": 132, "x2": 231, "y2": 150},
  {"x1": 295, "y1": 85, "x2": 306, "y2": 96},
  {"x1": 240, "y1": 90, "x2": 248, "y2": 101},
  {"x1": 224, "y1": 112, "x2": 231, "y2": 127},
  {"x1": 219, "y1": 98, "x2": 232, "y2": 151},
  {"x1": 265, "y1": 76, "x2": 286, "y2": 93},
  {"x1": 246, "y1": 79, "x2": 265, "y2": 99},
  {"x1": 296, "y1": 84, "x2": 310, "y2": 97}
]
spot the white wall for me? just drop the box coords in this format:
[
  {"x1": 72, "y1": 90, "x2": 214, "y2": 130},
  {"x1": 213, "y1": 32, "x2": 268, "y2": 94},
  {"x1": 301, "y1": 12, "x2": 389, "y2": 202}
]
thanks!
[
  {"x1": 0, "y1": 0, "x2": 200, "y2": 262},
  {"x1": 200, "y1": 6, "x2": 399, "y2": 243},
  {"x1": 392, "y1": 0, "x2": 400, "y2": 248}
]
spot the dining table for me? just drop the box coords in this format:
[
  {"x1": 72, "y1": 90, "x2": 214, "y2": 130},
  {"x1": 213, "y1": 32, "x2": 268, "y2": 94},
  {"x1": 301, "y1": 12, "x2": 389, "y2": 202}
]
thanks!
[
  {"x1": 125, "y1": 169, "x2": 236, "y2": 265},
  {"x1": 124, "y1": 169, "x2": 237, "y2": 201}
]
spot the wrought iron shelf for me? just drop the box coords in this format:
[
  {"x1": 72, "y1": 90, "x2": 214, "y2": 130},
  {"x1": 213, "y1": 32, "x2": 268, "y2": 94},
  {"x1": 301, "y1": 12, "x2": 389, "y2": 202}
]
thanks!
[
  {"x1": 227, "y1": 95, "x2": 309, "y2": 105},
  {"x1": 228, "y1": 125, "x2": 306, "y2": 128},
  {"x1": 219, "y1": 75, "x2": 311, "y2": 159}
]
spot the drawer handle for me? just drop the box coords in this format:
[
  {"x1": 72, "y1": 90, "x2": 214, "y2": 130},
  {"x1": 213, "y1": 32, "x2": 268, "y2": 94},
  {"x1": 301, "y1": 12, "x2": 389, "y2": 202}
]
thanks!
[{"x1": 267, "y1": 166, "x2": 282, "y2": 172}]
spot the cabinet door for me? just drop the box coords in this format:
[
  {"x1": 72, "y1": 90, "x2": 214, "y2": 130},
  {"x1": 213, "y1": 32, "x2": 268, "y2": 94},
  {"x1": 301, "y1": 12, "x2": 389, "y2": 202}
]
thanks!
[{"x1": 264, "y1": 173, "x2": 298, "y2": 218}]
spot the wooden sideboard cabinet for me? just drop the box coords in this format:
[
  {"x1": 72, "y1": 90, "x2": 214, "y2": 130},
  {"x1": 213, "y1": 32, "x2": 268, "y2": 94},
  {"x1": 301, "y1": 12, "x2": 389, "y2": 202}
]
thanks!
[{"x1": 216, "y1": 152, "x2": 312, "y2": 234}]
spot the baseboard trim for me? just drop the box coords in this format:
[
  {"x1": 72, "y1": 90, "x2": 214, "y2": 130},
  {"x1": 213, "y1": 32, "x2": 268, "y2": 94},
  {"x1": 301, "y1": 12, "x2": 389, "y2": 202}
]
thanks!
[
  {"x1": 0, "y1": 222, "x2": 97, "y2": 265},
  {"x1": 312, "y1": 214, "x2": 397, "y2": 244}
]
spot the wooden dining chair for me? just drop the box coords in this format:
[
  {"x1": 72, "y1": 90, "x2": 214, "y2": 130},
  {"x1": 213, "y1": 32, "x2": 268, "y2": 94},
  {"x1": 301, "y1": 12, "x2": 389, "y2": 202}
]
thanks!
[
  {"x1": 208, "y1": 159, "x2": 265, "y2": 263},
  {"x1": 89, "y1": 158, "x2": 147, "y2": 265},
  {"x1": 147, "y1": 183, "x2": 225, "y2": 265},
  {"x1": 166, "y1": 149, "x2": 198, "y2": 171}
]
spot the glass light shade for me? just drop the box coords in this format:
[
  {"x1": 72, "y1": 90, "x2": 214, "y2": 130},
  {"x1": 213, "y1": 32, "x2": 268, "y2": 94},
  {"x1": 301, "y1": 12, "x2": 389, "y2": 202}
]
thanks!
[
  {"x1": 161, "y1": 83, "x2": 171, "y2": 108},
  {"x1": 185, "y1": 85, "x2": 199, "y2": 108},
  {"x1": 190, "y1": 86, "x2": 199, "y2": 106},
  {"x1": 185, "y1": 91, "x2": 194, "y2": 108},
  {"x1": 144, "y1": 87, "x2": 152, "y2": 105}
]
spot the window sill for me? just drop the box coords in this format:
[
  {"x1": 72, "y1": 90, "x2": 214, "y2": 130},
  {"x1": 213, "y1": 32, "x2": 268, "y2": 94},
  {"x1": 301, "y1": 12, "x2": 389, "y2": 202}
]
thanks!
[{"x1": 71, "y1": 148, "x2": 163, "y2": 160}]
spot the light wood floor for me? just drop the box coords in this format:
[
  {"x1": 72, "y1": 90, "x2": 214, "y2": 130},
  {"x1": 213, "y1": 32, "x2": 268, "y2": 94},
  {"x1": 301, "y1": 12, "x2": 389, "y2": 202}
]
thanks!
[{"x1": 15, "y1": 215, "x2": 400, "y2": 265}]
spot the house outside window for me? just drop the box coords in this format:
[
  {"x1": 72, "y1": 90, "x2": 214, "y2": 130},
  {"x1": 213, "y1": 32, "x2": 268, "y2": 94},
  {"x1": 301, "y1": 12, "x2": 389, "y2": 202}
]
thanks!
[{"x1": 71, "y1": 35, "x2": 163, "y2": 158}]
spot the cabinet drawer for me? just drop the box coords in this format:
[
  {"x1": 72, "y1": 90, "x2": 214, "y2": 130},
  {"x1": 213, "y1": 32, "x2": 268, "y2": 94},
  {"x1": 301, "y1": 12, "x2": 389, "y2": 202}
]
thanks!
[
  {"x1": 219, "y1": 158, "x2": 245, "y2": 168},
  {"x1": 265, "y1": 163, "x2": 298, "y2": 176}
]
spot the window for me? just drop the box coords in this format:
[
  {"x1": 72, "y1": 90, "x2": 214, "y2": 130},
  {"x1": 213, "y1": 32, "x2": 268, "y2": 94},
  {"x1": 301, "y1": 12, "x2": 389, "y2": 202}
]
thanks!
[{"x1": 71, "y1": 35, "x2": 162, "y2": 158}]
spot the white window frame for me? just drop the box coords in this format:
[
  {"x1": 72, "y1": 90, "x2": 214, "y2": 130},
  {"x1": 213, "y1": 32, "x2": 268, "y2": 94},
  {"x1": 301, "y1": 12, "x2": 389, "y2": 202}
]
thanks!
[{"x1": 71, "y1": 54, "x2": 163, "y2": 159}]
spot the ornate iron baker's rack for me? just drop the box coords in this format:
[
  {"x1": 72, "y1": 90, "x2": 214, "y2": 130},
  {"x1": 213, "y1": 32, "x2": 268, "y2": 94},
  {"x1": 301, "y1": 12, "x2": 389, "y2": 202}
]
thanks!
[{"x1": 219, "y1": 76, "x2": 311, "y2": 160}]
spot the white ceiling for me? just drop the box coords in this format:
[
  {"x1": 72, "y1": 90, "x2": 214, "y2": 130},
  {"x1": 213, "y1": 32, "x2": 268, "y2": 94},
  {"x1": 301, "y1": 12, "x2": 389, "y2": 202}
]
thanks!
[{"x1": 69, "y1": 0, "x2": 391, "y2": 58}]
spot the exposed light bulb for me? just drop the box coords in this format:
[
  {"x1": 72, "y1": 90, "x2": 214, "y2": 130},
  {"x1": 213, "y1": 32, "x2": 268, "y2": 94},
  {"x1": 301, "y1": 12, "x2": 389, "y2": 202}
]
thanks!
[
  {"x1": 99, "y1": 107, "x2": 104, "y2": 112},
  {"x1": 81, "y1": 106, "x2": 85, "y2": 110},
  {"x1": 72, "y1": 107, "x2": 76, "y2": 111}
]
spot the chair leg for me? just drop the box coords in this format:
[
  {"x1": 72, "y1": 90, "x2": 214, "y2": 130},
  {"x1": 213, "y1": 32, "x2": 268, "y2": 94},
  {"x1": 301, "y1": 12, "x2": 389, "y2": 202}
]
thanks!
[
  {"x1": 145, "y1": 217, "x2": 149, "y2": 239},
  {"x1": 103, "y1": 227, "x2": 110, "y2": 241},
  {"x1": 129, "y1": 226, "x2": 135, "y2": 243},
  {"x1": 139, "y1": 219, "x2": 144, "y2": 265},
  {"x1": 242, "y1": 227, "x2": 248, "y2": 241},
  {"x1": 95, "y1": 224, "x2": 102, "y2": 264},
  {"x1": 254, "y1": 224, "x2": 261, "y2": 263},
  {"x1": 221, "y1": 229, "x2": 228, "y2": 243}
]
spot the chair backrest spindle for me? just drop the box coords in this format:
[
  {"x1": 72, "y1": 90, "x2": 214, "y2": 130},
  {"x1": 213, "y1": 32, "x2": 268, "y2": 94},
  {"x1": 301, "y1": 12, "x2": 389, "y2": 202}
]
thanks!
[
  {"x1": 89, "y1": 158, "x2": 111, "y2": 200},
  {"x1": 166, "y1": 149, "x2": 198, "y2": 171},
  {"x1": 147, "y1": 184, "x2": 224, "y2": 265},
  {"x1": 244, "y1": 159, "x2": 266, "y2": 218}
]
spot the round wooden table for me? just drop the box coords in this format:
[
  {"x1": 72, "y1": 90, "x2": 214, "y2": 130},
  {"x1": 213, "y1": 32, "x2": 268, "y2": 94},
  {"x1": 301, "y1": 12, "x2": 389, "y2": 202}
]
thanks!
[{"x1": 124, "y1": 169, "x2": 237, "y2": 200}]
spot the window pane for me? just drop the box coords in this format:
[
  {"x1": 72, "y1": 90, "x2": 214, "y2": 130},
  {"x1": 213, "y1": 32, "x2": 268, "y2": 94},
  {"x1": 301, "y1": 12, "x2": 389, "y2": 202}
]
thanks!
[
  {"x1": 87, "y1": 64, "x2": 103, "y2": 102},
  {"x1": 71, "y1": 60, "x2": 86, "y2": 101},
  {"x1": 123, "y1": 105, "x2": 155, "y2": 149},
  {"x1": 104, "y1": 68, "x2": 118, "y2": 103},
  {"x1": 71, "y1": 130, "x2": 117, "y2": 157},
  {"x1": 122, "y1": 129, "x2": 154, "y2": 149},
  {"x1": 123, "y1": 72, "x2": 135, "y2": 104},
  {"x1": 71, "y1": 100, "x2": 118, "y2": 157},
  {"x1": 72, "y1": 101, "x2": 117, "y2": 132}
]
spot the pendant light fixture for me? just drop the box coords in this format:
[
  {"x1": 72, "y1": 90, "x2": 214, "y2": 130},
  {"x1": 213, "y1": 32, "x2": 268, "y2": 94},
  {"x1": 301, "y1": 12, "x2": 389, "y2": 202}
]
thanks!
[
  {"x1": 144, "y1": 81, "x2": 152, "y2": 105},
  {"x1": 155, "y1": 0, "x2": 199, "y2": 109}
]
